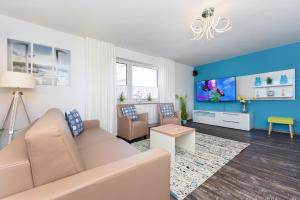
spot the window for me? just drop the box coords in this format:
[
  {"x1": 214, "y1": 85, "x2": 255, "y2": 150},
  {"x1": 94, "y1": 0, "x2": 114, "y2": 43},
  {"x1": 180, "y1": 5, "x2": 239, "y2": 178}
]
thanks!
[
  {"x1": 7, "y1": 39, "x2": 71, "y2": 86},
  {"x1": 116, "y1": 63, "x2": 127, "y2": 86},
  {"x1": 116, "y1": 59, "x2": 158, "y2": 102},
  {"x1": 132, "y1": 66, "x2": 157, "y2": 87}
]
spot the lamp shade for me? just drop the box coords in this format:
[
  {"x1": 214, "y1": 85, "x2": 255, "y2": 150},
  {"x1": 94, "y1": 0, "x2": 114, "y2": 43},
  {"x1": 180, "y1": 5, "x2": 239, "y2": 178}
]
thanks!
[{"x1": 0, "y1": 71, "x2": 36, "y2": 89}]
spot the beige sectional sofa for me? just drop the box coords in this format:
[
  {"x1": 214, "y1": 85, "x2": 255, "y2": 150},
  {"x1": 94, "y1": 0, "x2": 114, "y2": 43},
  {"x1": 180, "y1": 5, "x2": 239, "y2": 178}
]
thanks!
[{"x1": 0, "y1": 108, "x2": 170, "y2": 200}]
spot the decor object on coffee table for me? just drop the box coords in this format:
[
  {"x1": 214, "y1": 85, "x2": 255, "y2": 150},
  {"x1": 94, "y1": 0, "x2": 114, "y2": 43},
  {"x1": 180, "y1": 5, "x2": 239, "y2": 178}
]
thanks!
[
  {"x1": 268, "y1": 116, "x2": 294, "y2": 138},
  {"x1": 0, "y1": 71, "x2": 36, "y2": 144},
  {"x1": 176, "y1": 94, "x2": 188, "y2": 125},
  {"x1": 150, "y1": 124, "x2": 195, "y2": 161}
]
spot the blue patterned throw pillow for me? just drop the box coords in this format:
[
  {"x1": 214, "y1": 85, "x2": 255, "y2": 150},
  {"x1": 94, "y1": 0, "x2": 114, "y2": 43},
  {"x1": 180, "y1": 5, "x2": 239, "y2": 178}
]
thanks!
[
  {"x1": 65, "y1": 109, "x2": 84, "y2": 137},
  {"x1": 121, "y1": 105, "x2": 139, "y2": 121},
  {"x1": 160, "y1": 104, "x2": 175, "y2": 118}
]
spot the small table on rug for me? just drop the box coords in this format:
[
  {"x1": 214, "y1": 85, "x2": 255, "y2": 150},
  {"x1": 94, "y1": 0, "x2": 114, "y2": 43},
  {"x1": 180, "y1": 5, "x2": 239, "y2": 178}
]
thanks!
[{"x1": 150, "y1": 124, "x2": 195, "y2": 161}]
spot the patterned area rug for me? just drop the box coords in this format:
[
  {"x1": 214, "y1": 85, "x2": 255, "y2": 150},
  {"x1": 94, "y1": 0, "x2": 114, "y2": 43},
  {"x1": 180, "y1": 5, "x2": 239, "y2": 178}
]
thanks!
[{"x1": 131, "y1": 132, "x2": 249, "y2": 200}]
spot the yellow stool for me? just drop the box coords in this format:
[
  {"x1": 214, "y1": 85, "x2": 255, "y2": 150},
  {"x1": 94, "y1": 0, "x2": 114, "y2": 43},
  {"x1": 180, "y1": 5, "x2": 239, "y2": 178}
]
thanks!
[{"x1": 268, "y1": 116, "x2": 294, "y2": 138}]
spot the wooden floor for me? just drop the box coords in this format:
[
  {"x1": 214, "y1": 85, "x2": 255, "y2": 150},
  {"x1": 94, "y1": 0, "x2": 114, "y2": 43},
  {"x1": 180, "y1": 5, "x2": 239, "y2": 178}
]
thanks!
[{"x1": 172, "y1": 122, "x2": 300, "y2": 200}]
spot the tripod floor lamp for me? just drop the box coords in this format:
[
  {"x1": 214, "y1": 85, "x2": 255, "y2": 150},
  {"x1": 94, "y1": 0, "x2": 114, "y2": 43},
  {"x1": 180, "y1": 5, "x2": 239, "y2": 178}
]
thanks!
[{"x1": 0, "y1": 71, "x2": 36, "y2": 144}]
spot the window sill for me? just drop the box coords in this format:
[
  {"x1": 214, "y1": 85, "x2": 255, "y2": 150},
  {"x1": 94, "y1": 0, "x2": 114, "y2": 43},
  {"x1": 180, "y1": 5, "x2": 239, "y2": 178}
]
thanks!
[{"x1": 118, "y1": 100, "x2": 160, "y2": 105}]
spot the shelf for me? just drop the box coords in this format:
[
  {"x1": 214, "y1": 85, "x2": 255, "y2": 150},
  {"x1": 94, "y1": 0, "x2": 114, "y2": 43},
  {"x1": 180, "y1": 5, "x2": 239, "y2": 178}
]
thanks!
[
  {"x1": 255, "y1": 95, "x2": 293, "y2": 99},
  {"x1": 254, "y1": 83, "x2": 293, "y2": 88}
]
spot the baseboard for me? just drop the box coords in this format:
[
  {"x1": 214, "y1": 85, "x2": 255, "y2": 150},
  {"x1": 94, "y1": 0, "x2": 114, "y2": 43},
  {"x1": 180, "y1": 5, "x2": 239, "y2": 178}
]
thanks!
[{"x1": 254, "y1": 127, "x2": 299, "y2": 136}]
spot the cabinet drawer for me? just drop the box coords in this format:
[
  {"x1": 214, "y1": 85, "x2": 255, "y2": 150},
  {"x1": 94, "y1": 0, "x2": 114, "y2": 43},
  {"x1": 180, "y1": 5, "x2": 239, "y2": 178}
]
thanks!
[{"x1": 221, "y1": 112, "x2": 249, "y2": 122}]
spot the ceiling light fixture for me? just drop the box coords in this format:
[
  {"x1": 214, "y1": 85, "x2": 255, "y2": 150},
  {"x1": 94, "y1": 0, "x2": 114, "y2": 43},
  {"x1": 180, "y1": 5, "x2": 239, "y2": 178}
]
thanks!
[{"x1": 191, "y1": 7, "x2": 232, "y2": 40}]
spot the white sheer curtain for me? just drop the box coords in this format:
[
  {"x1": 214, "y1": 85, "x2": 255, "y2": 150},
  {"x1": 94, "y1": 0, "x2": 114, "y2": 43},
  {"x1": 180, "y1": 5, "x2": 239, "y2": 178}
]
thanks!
[
  {"x1": 158, "y1": 57, "x2": 176, "y2": 104},
  {"x1": 85, "y1": 38, "x2": 116, "y2": 134}
]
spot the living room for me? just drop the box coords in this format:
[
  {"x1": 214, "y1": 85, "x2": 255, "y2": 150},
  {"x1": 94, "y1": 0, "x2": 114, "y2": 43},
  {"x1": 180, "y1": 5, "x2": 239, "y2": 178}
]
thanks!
[{"x1": 0, "y1": 1, "x2": 299, "y2": 200}]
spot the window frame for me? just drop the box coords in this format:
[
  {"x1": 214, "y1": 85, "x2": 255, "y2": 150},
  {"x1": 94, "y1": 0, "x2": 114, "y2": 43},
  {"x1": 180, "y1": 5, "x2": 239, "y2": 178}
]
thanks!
[
  {"x1": 116, "y1": 62, "x2": 128, "y2": 86},
  {"x1": 116, "y1": 58, "x2": 159, "y2": 102}
]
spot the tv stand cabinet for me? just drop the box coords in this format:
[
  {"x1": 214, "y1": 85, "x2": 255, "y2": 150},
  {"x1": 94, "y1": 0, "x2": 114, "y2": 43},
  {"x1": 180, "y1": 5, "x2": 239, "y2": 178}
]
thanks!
[{"x1": 192, "y1": 110, "x2": 253, "y2": 131}]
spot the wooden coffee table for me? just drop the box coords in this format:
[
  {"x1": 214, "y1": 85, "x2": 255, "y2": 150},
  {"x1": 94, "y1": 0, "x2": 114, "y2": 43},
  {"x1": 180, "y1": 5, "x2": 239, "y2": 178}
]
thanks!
[{"x1": 150, "y1": 124, "x2": 195, "y2": 161}]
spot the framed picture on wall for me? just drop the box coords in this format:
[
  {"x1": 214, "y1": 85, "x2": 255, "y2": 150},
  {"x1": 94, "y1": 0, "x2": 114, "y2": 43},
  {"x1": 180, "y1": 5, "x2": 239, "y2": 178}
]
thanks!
[
  {"x1": 7, "y1": 38, "x2": 71, "y2": 86},
  {"x1": 55, "y1": 48, "x2": 71, "y2": 86},
  {"x1": 7, "y1": 39, "x2": 31, "y2": 73},
  {"x1": 32, "y1": 44, "x2": 53, "y2": 85}
]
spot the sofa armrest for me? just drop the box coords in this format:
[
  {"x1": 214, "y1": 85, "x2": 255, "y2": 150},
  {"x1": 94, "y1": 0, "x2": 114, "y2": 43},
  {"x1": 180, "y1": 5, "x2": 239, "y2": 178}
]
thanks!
[
  {"x1": 138, "y1": 113, "x2": 148, "y2": 123},
  {"x1": 83, "y1": 120, "x2": 100, "y2": 129},
  {"x1": 1, "y1": 149, "x2": 171, "y2": 200}
]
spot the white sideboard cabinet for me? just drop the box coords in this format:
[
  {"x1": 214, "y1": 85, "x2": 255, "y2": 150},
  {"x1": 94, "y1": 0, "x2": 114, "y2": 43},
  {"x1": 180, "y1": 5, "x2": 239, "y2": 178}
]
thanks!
[{"x1": 193, "y1": 110, "x2": 253, "y2": 131}]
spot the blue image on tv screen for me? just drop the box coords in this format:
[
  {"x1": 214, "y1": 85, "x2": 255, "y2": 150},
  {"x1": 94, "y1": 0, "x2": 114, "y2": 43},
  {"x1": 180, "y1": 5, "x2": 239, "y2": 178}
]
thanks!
[{"x1": 196, "y1": 77, "x2": 236, "y2": 102}]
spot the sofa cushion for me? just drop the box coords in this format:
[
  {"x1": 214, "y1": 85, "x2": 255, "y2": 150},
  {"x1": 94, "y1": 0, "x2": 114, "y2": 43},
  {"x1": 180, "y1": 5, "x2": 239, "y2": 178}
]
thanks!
[
  {"x1": 160, "y1": 104, "x2": 175, "y2": 118},
  {"x1": 121, "y1": 105, "x2": 139, "y2": 121},
  {"x1": 74, "y1": 127, "x2": 116, "y2": 150},
  {"x1": 0, "y1": 133, "x2": 33, "y2": 198},
  {"x1": 65, "y1": 109, "x2": 84, "y2": 136},
  {"x1": 25, "y1": 108, "x2": 84, "y2": 186},
  {"x1": 75, "y1": 129, "x2": 139, "y2": 169}
]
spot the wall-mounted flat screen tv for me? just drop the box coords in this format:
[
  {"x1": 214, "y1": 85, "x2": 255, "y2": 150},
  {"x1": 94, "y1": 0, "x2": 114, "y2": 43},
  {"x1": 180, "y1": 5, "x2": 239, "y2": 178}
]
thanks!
[{"x1": 196, "y1": 77, "x2": 236, "y2": 102}]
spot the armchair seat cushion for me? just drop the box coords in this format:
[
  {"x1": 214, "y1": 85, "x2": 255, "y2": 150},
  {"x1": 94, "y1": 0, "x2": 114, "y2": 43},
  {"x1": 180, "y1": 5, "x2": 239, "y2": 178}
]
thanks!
[
  {"x1": 132, "y1": 120, "x2": 148, "y2": 128},
  {"x1": 161, "y1": 117, "x2": 181, "y2": 125}
]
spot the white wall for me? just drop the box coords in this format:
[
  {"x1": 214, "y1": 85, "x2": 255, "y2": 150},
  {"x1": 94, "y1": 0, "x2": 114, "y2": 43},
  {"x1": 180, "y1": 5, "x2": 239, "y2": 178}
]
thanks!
[
  {"x1": 0, "y1": 15, "x2": 86, "y2": 132},
  {"x1": 175, "y1": 63, "x2": 194, "y2": 118},
  {"x1": 0, "y1": 15, "x2": 194, "y2": 146},
  {"x1": 116, "y1": 47, "x2": 159, "y2": 65}
]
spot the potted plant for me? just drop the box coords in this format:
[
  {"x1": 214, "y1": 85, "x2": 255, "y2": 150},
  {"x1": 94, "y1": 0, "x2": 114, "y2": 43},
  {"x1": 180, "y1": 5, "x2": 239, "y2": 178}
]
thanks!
[
  {"x1": 176, "y1": 94, "x2": 188, "y2": 125},
  {"x1": 146, "y1": 93, "x2": 152, "y2": 102},
  {"x1": 266, "y1": 77, "x2": 273, "y2": 85},
  {"x1": 118, "y1": 92, "x2": 126, "y2": 103}
]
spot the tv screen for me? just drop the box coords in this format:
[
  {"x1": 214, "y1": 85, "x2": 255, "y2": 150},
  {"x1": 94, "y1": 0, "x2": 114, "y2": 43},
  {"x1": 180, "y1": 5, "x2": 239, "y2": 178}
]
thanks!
[{"x1": 196, "y1": 77, "x2": 236, "y2": 102}]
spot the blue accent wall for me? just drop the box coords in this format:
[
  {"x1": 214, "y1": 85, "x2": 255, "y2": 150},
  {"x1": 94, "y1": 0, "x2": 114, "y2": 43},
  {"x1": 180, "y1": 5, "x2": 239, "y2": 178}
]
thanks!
[{"x1": 194, "y1": 42, "x2": 300, "y2": 134}]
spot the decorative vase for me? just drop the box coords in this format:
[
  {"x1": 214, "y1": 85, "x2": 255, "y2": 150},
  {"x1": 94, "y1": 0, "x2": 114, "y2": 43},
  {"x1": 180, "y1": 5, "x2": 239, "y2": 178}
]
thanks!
[
  {"x1": 182, "y1": 119, "x2": 187, "y2": 125},
  {"x1": 255, "y1": 77, "x2": 262, "y2": 86},
  {"x1": 280, "y1": 75, "x2": 288, "y2": 84},
  {"x1": 241, "y1": 103, "x2": 247, "y2": 113}
]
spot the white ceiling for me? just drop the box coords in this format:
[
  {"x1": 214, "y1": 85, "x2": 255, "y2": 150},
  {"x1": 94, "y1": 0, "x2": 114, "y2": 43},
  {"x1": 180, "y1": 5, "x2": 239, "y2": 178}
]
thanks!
[{"x1": 0, "y1": 0, "x2": 300, "y2": 66}]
